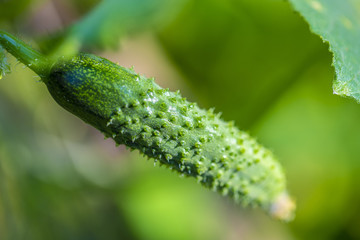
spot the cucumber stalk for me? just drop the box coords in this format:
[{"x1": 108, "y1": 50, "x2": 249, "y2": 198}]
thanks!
[{"x1": 0, "y1": 31, "x2": 49, "y2": 77}]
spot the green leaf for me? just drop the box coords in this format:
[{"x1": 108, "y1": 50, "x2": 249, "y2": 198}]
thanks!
[{"x1": 289, "y1": 0, "x2": 360, "y2": 102}]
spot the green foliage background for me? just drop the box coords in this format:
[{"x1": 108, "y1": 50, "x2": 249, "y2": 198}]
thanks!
[{"x1": 1, "y1": 0, "x2": 360, "y2": 239}]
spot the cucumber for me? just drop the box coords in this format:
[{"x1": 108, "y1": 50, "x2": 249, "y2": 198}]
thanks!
[{"x1": 0, "y1": 30, "x2": 295, "y2": 221}]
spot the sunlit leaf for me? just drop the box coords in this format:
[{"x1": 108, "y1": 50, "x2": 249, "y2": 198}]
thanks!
[{"x1": 289, "y1": 0, "x2": 360, "y2": 103}]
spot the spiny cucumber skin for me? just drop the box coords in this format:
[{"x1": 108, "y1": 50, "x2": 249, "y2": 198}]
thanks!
[{"x1": 45, "y1": 53, "x2": 288, "y2": 217}]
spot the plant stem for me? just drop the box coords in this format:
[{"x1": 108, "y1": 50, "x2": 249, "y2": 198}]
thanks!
[{"x1": 0, "y1": 31, "x2": 49, "y2": 77}]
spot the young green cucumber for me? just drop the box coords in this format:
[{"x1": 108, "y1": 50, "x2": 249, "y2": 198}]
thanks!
[{"x1": 0, "y1": 31, "x2": 295, "y2": 221}]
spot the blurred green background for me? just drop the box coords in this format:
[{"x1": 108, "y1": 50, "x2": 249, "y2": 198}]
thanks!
[{"x1": 1, "y1": 0, "x2": 360, "y2": 239}]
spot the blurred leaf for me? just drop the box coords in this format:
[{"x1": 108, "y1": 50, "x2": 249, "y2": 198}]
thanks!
[
  {"x1": 289, "y1": 0, "x2": 360, "y2": 103},
  {"x1": 158, "y1": 0, "x2": 330, "y2": 129},
  {"x1": 41, "y1": 0, "x2": 187, "y2": 55},
  {"x1": 70, "y1": 0, "x2": 100, "y2": 15},
  {"x1": 0, "y1": 0, "x2": 33, "y2": 22}
]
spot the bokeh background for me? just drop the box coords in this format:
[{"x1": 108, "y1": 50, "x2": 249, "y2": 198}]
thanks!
[{"x1": 1, "y1": 0, "x2": 360, "y2": 239}]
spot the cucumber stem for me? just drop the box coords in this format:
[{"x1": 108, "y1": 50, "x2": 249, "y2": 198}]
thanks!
[{"x1": 0, "y1": 31, "x2": 49, "y2": 77}]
